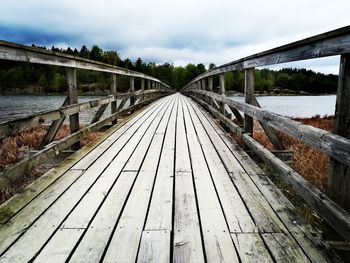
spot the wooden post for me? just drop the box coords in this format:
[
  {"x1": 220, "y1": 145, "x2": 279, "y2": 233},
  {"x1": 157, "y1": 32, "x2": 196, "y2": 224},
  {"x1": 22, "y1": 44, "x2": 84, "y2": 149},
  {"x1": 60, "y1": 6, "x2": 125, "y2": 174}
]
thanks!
[
  {"x1": 147, "y1": 80, "x2": 151, "y2": 90},
  {"x1": 67, "y1": 67, "x2": 80, "y2": 149},
  {"x1": 327, "y1": 54, "x2": 350, "y2": 240},
  {"x1": 208, "y1": 77, "x2": 213, "y2": 91},
  {"x1": 130, "y1": 76, "x2": 135, "y2": 106},
  {"x1": 244, "y1": 68, "x2": 254, "y2": 135},
  {"x1": 219, "y1": 74, "x2": 226, "y2": 115},
  {"x1": 202, "y1": 79, "x2": 206, "y2": 91},
  {"x1": 111, "y1": 74, "x2": 118, "y2": 124},
  {"x1": 141, "y1": 78, "x2": 145, "y2": 101}
]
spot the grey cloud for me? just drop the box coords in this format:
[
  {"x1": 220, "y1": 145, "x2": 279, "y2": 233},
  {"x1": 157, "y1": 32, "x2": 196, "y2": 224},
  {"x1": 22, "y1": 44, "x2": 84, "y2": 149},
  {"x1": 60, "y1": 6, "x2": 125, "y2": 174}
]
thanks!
[{"x1": 0, "y1": 0, "x2": 349, "y2": 73}]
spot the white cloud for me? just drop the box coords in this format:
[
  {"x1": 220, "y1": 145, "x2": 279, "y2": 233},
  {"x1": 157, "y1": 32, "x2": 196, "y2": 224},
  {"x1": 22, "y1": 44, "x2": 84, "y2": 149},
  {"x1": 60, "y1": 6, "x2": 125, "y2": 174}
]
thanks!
[{"x1": 0, "y1": 0, "x2": 349, "y2": 73}]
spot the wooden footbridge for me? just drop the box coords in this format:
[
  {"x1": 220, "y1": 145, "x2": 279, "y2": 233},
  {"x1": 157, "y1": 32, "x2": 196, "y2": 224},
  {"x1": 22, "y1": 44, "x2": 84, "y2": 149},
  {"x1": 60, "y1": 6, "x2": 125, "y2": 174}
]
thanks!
[{"x1": 0, "y1": 26, "x2": 350, "y2": 262}]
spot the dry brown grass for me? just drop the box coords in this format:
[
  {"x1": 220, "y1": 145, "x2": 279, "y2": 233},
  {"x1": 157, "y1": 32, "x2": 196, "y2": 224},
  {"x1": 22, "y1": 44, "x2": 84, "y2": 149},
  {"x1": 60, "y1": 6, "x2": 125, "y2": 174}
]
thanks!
[
  {"x1": 0, "y1": 124, "x2": 103, "y2": 204},
  {"x1": 253, "y1": 115, "x2": 334, "y2": 192}
]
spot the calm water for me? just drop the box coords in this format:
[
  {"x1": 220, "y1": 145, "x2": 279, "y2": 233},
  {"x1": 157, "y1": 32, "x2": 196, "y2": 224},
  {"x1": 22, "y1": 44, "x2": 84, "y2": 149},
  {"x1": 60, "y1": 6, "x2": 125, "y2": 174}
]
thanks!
[
  {"x1": 0, "y1": 94, "x2": 336, "y2": 123},
  {"x1": 0, "y1": 95, "x2": 121, "y2": 123},
  {"x1": 230, "y1": 95, "x2": 336, "y2": 118}
]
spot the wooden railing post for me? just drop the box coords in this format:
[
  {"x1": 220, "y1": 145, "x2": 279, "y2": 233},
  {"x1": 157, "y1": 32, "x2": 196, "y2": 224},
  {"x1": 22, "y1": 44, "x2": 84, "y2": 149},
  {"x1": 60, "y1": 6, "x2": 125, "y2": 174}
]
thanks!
[
  {"x1": 208, "y1": 77, "x2": 213, "y2": 91},
  {"x1": 202, "y1": 79, "x2": 206, "y2": 91},
  {"x1": 219, "y1": 74, "x2": 226, "y2": 115},
  {"x1": 67, "y1": 67, "x2": 80, "y2": 149},
  {"x1": 111, "y1": 74, "x2": 118, "y2": 124},
  {"x1": 130, "y1": 76, "x2": 135, "y2": 106},
  {"x1": 326, "y1": 54, "x2": 350, "y2": 240},
  {"x1": 147, "y1": 80, "x2": 151, "y2": 90},
  {"x1": 141, "y1": 78, "x2": 145, "y2": 101},
  {"x1": 244, "y1": 68, "x2": 254, "y2": 135},
  {"x1": 208, "y1": 76, "x2": 213, "y2": 106}
]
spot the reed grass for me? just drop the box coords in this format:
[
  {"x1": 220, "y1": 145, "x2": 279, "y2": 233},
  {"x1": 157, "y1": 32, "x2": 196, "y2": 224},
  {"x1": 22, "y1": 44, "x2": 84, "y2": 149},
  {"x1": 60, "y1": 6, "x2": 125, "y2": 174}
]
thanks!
[{"x1": 0, "y1": 125, "x2": 103, "y2": 204}]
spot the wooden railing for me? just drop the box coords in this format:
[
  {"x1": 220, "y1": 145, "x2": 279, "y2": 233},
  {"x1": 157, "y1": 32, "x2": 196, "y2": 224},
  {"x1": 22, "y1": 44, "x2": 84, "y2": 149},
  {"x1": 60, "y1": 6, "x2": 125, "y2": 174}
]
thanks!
[
  {"x1": 182, "y1": 25, "x2": 350, "y2": 242},
  {"x1": 0, "y1": 41, "x2": 174, "y2": 190}
]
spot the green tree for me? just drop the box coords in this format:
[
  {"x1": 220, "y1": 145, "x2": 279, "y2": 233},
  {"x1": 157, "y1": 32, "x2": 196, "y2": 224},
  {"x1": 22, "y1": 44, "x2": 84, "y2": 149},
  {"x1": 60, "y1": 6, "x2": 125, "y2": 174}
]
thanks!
[
  {"x1": 89, "y1": 45, "x2": 103, "y2": 62},
  {"x1": 79, "y1": 45, "x2": 89, "y2": 58}
]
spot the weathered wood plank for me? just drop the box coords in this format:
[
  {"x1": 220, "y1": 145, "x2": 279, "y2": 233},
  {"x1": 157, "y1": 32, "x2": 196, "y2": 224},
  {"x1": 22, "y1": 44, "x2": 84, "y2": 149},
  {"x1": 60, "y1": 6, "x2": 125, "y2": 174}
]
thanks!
[
  {"x1": 194, "y1": 98, "x2": 334, "y2": 262},
  {"x1": 69, "y1": 98, "x2": 171, "y2": 263},
  {"x1": 34, "y1": 98, "x2": 172, "y2": 261},
  {"x1": 244, "y1": 68, "x2": 254, "y2": 134},
  {"x1": 117, "y1": 97, "x2": 129, "y2": 111},
  {"x1": 252, "y1": 97, "x2": 284, "y2": 150},
  {"x1": 32, "y1": 229, "x2": 83, "y2": 263},
  {"x1": 0, "y1": 40, "x2": 170, "y2": 86},
  {"x1": 90, "y1": 103, "x2": 109, "y2": 124},
  {"x1": 0, "y1": 101, "x2": 159, "y2": 226},
  {"x1": 173, "y1": 99, "x2": 204, "y2": 263},
  {"x1": 103, "y1": 97, "x2": 174, "y2": 262},
  {"x1": 137, "y1": 230, "x2": 171, "y2": 263},
  {"x1": 0, "y1": 95, "x2": 164, "y2": 190},
  {"x1": 231, "y1": 233, "x2": 273, "y2": 263},
  {"x1": 183, "y1": 98, "x2": 256, "y2": 233},
  {"x1": 192, "y1": 89, "x2": 350, "y2": 168},
  {"x1": 130, "y1": 76, "x2": 136, "y2": 106},
  {"x1": 182, "y1": 96, "x2": 239, "y2": 262},
  {"x1": 0, "y1": 98, "x2": 170, "y2": 261},
  {"x1": 38, "y1": 97, "x2": 68, "y2": 149},
  {"x1": 184, "y1": 26, "x2": 350, "y2": 87},
  {"x1": 328, "y1": 54, "x2": 350, "y2": 220},
  {"x1": 145, "y1": 95, "x2": 178, "y2": 231},
  {"x1": 228, "y1": 105, "x2": 244, "y2": 124},
  {"x1": 67, "y1": 67, "x2": 80, "y2": 150},
  {"x1": 261, "y1": 233, "x2": 311, "y2": 262},
  {"x1": 219, "y1": 73, "x2": 226, "y2": 115},
  {"x1": 0, "y1": 90, "x2": 162, "y2": 139},
  {"x1": 186, "y1": 97, "x2": 286, "y2": 234}
]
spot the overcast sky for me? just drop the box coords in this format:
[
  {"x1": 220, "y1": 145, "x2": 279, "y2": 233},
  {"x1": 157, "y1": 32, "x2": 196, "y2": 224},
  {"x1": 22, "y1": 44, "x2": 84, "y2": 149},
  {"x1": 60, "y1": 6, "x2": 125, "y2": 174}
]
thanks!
[{"x1": 0, "y1": 0, "x2": 349, "y2": 73}]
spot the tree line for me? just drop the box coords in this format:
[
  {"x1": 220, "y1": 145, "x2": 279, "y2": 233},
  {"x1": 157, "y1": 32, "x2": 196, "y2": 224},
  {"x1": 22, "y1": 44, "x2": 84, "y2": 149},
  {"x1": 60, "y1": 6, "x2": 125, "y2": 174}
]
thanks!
[{"x1": 0, "y1": 44, "x2": 338, "y2": 94}]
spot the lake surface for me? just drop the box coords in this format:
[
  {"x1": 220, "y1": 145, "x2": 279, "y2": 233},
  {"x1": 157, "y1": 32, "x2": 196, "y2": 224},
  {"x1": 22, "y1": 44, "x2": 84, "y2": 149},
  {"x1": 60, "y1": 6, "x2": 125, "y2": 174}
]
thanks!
[
  {"x1": 230, "y1": 95, "x2": 336, "y2": 118},
  {"x1": 0, "y1": 94, "x2": 336, "y2": 123},
  {"x1": 0, "y1": 95, "x2": 119, "y2": 123}
]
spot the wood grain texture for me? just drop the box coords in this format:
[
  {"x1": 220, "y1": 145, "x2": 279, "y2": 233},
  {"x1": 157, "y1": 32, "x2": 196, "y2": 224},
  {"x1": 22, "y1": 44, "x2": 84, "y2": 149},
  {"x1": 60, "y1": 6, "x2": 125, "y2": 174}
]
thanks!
[
  {"x1": 137, "y1": 230, "x2": 171, "y2": 263},
  {"x1": 184, "y1": 26, "x2": 350, "y2": 88},
  {"x1": 0, "y1": 40, "x2": 170, "y2": 87},
  {"x1": 192, "y1": 89, "x2": 350, "y2": 168}
]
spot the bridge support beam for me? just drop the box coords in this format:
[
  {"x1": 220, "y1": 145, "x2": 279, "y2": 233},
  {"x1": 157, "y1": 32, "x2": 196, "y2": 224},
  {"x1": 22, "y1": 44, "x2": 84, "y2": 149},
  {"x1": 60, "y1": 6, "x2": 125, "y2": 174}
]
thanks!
[
  {"x1": 67, "y1": 67, "x2": 80, "y2": 149},
  {"x1": 326, "y1": 54, "x2": 350, "y2": 241},
  {"x1": 219, "y1": 74, "x2": 226, "y2": 115},
  {"x1": 111, "y1": 74, "x2": 118, "y2": 124},
  {"x1": 130, "y1": 76, "x2": 135, "y2": 106},
  {"x1": 244, "y1": 68, "x2": 254, "y2": 135},
  {"x1": 141, "y1": 78, "x2": 145, "y2": 101}
]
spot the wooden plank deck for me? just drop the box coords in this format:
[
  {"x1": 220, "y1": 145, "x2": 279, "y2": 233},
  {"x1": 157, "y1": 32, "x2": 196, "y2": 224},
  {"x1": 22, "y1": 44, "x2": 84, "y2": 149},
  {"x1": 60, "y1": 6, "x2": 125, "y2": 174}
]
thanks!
[{"x1": 0, "y1": 93, "x2": 337, "y2": 262}]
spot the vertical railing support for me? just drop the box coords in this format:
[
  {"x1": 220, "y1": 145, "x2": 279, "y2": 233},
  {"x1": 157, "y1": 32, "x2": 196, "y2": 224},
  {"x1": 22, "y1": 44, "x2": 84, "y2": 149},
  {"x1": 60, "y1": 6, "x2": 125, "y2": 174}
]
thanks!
[
  {"x1": 208, "y1": 76, "x2": 213, "y2": 106},
  {"x1": 141, "y1": 78, "x2": 145, "y2": 101},
  {"x1": 219, "y1": 74, "x2": 226, "y2": 115},
  {"x1": 130, "y1": 76, "x2": 135, "y2": 106},
  {"x1": 244, "y1": 68, "x2": 254, "y2": 135},
  {"x1": 202, "y1": 79, "x2": 206, "y2": 91},
  {"x1": 67, "y1": 67, "x2": 80, "y2": 149},
  {"x1": 147, "y1": 80, "x2": 151, "y2": 90},
  {"x1": 111, "y1": 74, "x2": 118, "y2": 124},
  {"x1": 326, "y1": 54, "x2": 350, "y2": 240}
]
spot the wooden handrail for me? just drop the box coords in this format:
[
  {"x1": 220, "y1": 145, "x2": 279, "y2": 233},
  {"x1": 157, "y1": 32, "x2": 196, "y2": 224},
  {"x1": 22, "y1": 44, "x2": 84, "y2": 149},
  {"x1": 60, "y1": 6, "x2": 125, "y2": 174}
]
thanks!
[
  {"x1": 191, "y1": 89, "x2": 350, "y2": 167},
  {"x1": 0, "y1": 94, "x2": 166, "y2": 190},
  {"x1": 184, "y1": 25, "x2": 350, "y2": 88},
  {"x1": 0, "y1": 40, "x2": 171, "y2": 89},
  {"x1": 188, "y1": 94, "x2": 350, "y2": 241},
  {"x1": 0, "y1": 89, "x2": 166, "y2": 139}
]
